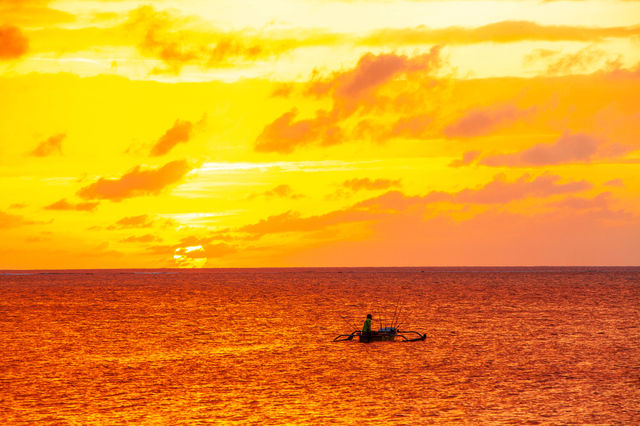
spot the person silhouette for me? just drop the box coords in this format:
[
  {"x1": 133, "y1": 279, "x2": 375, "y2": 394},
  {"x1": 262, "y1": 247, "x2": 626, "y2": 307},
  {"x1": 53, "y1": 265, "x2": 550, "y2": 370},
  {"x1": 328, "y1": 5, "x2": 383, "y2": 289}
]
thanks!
[{"x1": 362, "y1": 313, "x2": 373, "y2": 342}]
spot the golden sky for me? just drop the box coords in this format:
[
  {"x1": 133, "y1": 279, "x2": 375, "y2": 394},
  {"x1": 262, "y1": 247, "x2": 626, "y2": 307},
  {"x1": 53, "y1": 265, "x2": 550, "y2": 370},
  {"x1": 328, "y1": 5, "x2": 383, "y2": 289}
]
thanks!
[{"x1": 1, "y1": 0, "x2": 639, "y2": 268}]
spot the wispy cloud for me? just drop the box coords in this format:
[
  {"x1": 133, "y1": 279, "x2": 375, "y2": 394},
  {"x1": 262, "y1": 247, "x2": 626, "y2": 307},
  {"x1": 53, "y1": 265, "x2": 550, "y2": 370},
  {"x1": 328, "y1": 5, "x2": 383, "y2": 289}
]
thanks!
[
  {"x1": 361, "y1": 21, "x2": 640, "y2": 46},
  {"x1": 480, "y1": 132, "x2": 633, "y2": 166},
  {"x1": 30, "y1": 133, "x2": 65, "y2": 157},
  {"x1": 0, "y1": 0, "x2": 73, "y2": 26},
  {"x1": 342, "y1": 178, "x2": 401, "y2": 191},
  {"x1": 445, "y1": 105, "x2": 535, "y2": 138},
  {"x1": 249, "y1": 184, "x2": 304, "y2": 200},
  {"x1": 44, "y1": 199, "x2": 99, "y2": 212},
  {"x1": 78, "y1": 160, "x2": 191, "y2": 201},
  {"x1": 0, "y1": 210, "x2": 40, "y2": 228},
  {"x1": 108, "y1": 214, "x2": 155, "y2": 230},
  {"x1": 120, "y1": 234, "x2": 161, "y2": 243}
]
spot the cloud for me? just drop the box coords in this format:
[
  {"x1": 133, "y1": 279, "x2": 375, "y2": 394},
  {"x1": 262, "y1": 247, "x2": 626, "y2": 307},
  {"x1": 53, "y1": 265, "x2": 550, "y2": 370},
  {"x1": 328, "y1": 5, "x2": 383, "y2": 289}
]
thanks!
[
  {"x1": 544, "y1": 45, "x2": 612, "y2": 76},
  {"x1": 354, "y1": 190, "x2": 425, "y2": 211},
  {"x1": 125, "y1": 6, "x2": 297, "y2": 74},
  {"x1": 522, "y1": 46, "x2": 622, "y2": 76},
  {"x1": 239, "y1": 209, "x2": 376, "y2": 237},
  {"x1": 270, "y1": 83, "x2": 295, "y2": 98},
  {"x1": 481, "y1": 132, "x2": 601, "y2": 166},
  {"x1": 44, "y1": 199, "x2": 99, "y2": 212},
  {"x1": 342, "y1": 178, "x2": 401, "y2": 191},
  {"x1": 254, "y1": 109, "x2": 340, "y2": 153},
  {"x1": 250, "y1": 184, "x2": 304, "y2": 200},
  {"x1": 77, "y1": 160, "x2": 191, "y2": 201},
  {"x1": 448, "y1": 173, "x2": 591, "y2": 204},
  {"x1": 444, "y1": 104, "x2": 535, "y2": 138},
  {"x1": 0, "y1": 1, "x2": 74, "y2": 26},
  {"x1": 523, "y1": 48, "x2": 560, "y2": 67},
  {"x1": 605, "y1": 179, "x2": 625, "y2": 188},
  {"x1": 24, "y1": 8, "x2": 344, "y2": 65},
  {"x1": 335, "y1": 50, "x2": 442, "y2": 99},
  {"x1": 361, "y1": 21, "x2": 640, "y2": 46},
  {"x1": 108, "y1": 214, "x2": 154, "y2": 230},
  {"x1": 449, "y1": 150, "x2": 481, "y2": 167},
  {"x1": 551, "y1": 192, "x2": 612, "y2": 210},
  {"x1": 605, "y1": 61, "x2": 640, "y2": 80},
  {"x1": 0, "y1": 25, "x2": 28, "y2": 59},
  {"x1": 388, "y1": 114, "x2": 432, "y2": 138},
  {"x1": 150, "y1": 119, "x2": 193, "y2": 156},
  {"x1": 0, "y1": 210, "x2": 38, "y2": 228},
  {"x1": 310, "y1": 47, "x2": 443, "y2": 101},
  {"x1": 288, "y1": 199, "x2": 639, "y2": 267},
  {"x1": 358, "y1": 173, "x2": 591, "y2": 208},
  {"x1": 30, "y1": 133, "x2": 65, "y2": 157},
  {"x1": 255, "y1": 48, "x2": 443, "y2": 153},
  {"x1": 120, "y1": 234, "x2": 160, "y2": 243},
  {"x1": 242, "y1": 173, "x2": 590, "y2": 238}
]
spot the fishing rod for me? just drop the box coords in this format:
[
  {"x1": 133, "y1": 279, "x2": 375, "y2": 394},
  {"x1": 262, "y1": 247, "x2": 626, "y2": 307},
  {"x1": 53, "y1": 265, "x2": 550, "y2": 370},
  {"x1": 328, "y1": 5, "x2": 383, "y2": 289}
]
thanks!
[
  {"x1": 390, "y1": 295, "x2": 401, "y2": 329},
  {"x1": 374, "y1": 310, "x2": 383, "y2": 329},
  {"x1": 394, "y1": 305, "x2": 404, "y2": 329},
  {"x1": 340, "y1": 315, "x2": 359, "y2": 331}
]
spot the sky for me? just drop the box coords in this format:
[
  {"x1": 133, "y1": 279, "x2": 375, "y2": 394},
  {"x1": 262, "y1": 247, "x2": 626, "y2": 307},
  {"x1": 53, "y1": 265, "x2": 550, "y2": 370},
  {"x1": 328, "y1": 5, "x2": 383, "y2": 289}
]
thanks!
[{"x1": 1, "y1": 0, "x2": 639, "y2": 268}]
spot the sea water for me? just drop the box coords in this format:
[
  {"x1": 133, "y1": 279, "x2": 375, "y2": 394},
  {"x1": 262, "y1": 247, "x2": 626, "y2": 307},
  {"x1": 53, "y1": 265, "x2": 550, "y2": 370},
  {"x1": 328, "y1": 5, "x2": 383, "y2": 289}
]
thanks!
[{"x1": 1, "y1": 267, "x2": 638, "y2": 424}]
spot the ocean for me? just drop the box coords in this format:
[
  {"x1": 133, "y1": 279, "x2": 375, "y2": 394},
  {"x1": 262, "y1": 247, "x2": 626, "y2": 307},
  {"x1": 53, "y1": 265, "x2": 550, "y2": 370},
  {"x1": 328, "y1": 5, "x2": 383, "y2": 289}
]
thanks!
[{"x1": 1, "y1": 267, "x2": 638, "y2": 424}]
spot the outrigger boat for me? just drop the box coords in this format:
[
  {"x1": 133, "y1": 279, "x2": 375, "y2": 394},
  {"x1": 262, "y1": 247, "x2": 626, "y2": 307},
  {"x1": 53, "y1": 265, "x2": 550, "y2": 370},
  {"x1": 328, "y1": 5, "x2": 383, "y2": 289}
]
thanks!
[
  {"x1": 333, "y1": 326, "x2": 426, "y2": 343},
  {"x1": 333, "y1": 307, "x2": 426, "y2": 343}
]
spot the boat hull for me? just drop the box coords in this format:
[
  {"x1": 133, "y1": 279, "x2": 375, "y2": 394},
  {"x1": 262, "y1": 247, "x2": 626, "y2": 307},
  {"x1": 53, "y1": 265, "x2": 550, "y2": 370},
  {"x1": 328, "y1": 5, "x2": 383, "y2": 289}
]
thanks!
[{"x1": 358, "y1": 332, "x2": 396, "y2": 343}]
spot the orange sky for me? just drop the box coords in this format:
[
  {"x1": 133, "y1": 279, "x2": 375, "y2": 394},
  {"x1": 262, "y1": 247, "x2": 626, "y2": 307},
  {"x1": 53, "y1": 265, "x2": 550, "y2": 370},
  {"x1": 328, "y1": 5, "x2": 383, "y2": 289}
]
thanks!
[{"x1": 1, "y1": 0, "x2": 639, "y2": 268}]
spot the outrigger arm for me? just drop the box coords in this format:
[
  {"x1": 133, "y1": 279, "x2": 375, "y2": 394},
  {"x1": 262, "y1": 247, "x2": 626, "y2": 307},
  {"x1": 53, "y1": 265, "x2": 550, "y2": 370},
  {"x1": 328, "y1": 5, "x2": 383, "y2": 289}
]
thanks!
[
  {"x1": 333, "y1": 330, "x2": 359, "y2": 341},
  {"x1": 395, "y1": 330, "x2": 427, "y2": 342}
]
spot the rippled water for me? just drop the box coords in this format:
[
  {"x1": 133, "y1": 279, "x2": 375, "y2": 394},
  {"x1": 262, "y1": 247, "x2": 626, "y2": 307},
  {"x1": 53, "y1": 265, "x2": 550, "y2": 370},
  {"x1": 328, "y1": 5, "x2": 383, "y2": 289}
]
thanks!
[{"x1": 1, "y1": 267, "x2": 639, "y2": 424}]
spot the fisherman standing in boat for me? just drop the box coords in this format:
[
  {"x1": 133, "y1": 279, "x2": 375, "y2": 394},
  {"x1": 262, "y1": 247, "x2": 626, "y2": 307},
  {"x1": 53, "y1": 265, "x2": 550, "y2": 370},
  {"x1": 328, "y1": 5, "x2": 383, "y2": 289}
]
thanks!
[{"x1": 362, "y1": 314, "x2": 373, "y2": 342}]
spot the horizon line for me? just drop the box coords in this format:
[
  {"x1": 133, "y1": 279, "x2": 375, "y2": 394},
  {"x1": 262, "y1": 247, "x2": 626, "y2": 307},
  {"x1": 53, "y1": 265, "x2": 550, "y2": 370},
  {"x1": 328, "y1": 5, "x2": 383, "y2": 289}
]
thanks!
[{"x1": 1, "y1": 265, "x2": 639, "y2": 272}]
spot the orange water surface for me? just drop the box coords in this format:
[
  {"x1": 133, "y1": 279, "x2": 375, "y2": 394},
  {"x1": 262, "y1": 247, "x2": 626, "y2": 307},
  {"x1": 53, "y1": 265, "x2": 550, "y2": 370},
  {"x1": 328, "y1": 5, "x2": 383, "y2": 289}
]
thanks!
[{"x1": 1, "y1": 267, "x2": 639, "y2": 424}]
